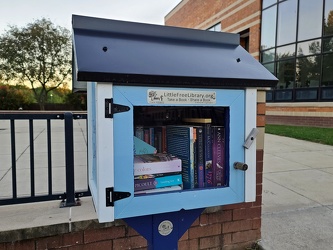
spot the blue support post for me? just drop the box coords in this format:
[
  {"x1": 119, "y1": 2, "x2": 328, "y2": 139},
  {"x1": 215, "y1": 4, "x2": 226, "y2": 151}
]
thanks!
[{"x1": 124, "y1": 208, "x2": 204, "y2": 250}]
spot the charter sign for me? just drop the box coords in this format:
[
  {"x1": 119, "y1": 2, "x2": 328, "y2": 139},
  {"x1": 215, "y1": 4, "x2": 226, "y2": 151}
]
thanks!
[{"x1": 147, "y1": 89, "x2": 216, "y2": 104}]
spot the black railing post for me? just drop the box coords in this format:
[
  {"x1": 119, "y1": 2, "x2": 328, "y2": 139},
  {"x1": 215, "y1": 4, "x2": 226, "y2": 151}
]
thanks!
[{"x1": 61, "y1": 112, "x2": 78, "y2": 207}]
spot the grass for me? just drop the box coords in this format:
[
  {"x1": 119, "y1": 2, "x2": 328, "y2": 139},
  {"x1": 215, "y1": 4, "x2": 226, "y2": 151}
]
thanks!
[{"x1": 265, "y1": 124, "x2": 333, "y2": 146}]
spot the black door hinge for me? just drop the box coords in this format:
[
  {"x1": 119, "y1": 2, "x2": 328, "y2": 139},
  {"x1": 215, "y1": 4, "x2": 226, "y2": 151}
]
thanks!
[
  {"x1": 105, "y1": 98, "x2": 130, "y2": 118},
  {"x1": 106, "y1": 187, "x2": 131, "y2": 207}
]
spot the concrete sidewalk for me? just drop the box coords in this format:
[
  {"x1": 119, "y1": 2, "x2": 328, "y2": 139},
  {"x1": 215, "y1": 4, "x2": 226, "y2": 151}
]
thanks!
[{"x1": 261, "y1": 134, "x2": 333, "y2": 250}]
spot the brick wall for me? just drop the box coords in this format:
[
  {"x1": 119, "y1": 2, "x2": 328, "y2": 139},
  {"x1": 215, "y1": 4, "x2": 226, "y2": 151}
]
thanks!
[{"x1": 266, "y1": 103, "x2": 333, "y2": 128}]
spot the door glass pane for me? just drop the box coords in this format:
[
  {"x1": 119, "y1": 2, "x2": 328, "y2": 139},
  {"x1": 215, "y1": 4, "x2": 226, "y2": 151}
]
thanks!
[
  {"x1": 277, "y1": 59, "x2": 295, "y2": 89},
  {"x1": 324, "y1": 0, "x2": 333, "y2": 36},
  {"x1": 277, "y1": 0, "x2": 297, "y2": 46},
  {"x1": 297, "y1": 39, "x2": 321, "y2": 56},
  {"x1": 261, "y1": 6, "x2": 277, "y2": 50},
  {"x1": 298, "y1": 0, "x2": 323, "y2": 41},
  {"x1": 296, "y1": 55, "x2": 321, "y2": 88}
]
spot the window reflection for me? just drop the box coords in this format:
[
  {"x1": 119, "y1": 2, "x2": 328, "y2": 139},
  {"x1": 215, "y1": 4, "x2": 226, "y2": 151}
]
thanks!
[
  {"x1": 298, "y1": 0, "x2": 323, "y2": 41},
  {"x1": 324, "y1": 0, "x2": 333, "y2": 36},
  {"x1": 277, "y1": 0, "x2": 297, "y2": 46},
  {"x1": 297, "y1": 39, "x2": 321, "y2": 56},
  {"x1": 277, "y1": 59, "x2": 295, "y2": 89},
  {"x1": 261, "y1": 6, "x2": 277, "y2": 50},
  {"x1": 263, "y1": 62, "x2": 275, "y2": 75},
  {"x1": 323, "y1": 37, "x2": 333, "y2": 52},
  {"x1": 296, "y1": 56, "x2": 321, "y2": 88},
  {"x1": 322, "y1": 53, "x2": 333, "y2": 86},
  {"x1": 276, "y1": 44, "x2": 295, "y2": 60},
  {"x1": 263, "y1": 0, "x2": 276, "y2": 9},
  {"x1": 262, "y1": 48, "x2": 275, "y2": 63}
]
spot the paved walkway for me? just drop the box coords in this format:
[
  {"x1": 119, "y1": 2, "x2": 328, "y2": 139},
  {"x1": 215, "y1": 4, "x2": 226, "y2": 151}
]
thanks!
[{"x1": 261, "y1": 134, "x2": 333, "y2": 250}]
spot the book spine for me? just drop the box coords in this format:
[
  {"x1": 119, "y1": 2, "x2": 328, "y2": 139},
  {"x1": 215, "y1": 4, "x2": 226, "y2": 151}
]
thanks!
[
  {"x1": 134, "y1": 174, "x2": 182, "y2": 191},
  {"x1": 134, "y1": 158, "x2": 182, "y2": 175},
  {"x1": 204, "y1": 123, "x2": 213, "y2": 187},
  {"x1": 196, "y1": 127, "x2": 205, "y2": 188},
  {"x1": 135, "y1": 126, "x2": 144, "y2": 140},
  {"x1": 166, "y1": 126, "x2": 194, "y2": 189},
  {"x1": 134, "y1": 185, "x2": 182, "y2": 195},
  {"x1": 212, "y1": 126, "x2": 225, "y2": 186}
]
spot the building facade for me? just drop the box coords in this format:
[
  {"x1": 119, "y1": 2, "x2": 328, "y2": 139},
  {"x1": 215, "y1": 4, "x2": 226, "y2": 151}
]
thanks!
[{"x1": 166, "y1": 0, "x2": 333, "y2": 128}]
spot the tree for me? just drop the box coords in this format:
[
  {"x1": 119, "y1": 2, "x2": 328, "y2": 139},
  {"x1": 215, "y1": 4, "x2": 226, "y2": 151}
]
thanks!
[{"x1": 0, "y1": 18, "x2": 71, "y2": 110}]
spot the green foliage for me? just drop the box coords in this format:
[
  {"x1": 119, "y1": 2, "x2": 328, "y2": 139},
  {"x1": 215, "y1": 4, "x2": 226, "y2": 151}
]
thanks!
[
  {"x1": 266, "y1": 124, "x2": 333, "y2": 146},
  {"x1": 0, "y1": 84, "x2": 34, "y2": 110},
  {"x1": 65, "y1": 92, "x2": 87, "y2": 110},
  {"x1": 0, "y1": 18, "x2": 71, "y2": 110}
]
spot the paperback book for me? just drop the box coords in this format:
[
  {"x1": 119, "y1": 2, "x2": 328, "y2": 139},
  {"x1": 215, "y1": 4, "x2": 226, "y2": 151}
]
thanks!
[{"x1": 134, "y1": 174, "x2": 182, "y2": 191}]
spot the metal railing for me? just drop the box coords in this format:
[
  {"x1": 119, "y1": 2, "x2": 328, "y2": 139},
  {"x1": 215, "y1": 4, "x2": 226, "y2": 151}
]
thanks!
[{"x1": 0, "y1": 112, "x2": 90, "y2": 206}]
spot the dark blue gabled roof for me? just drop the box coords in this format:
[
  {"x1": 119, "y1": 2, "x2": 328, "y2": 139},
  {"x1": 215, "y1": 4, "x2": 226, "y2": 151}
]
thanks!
[{"x1": 72, "y1": 15, "x2": 277, "y2": 88}]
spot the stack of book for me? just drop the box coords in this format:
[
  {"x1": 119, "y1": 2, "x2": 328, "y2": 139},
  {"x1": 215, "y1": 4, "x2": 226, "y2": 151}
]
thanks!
[{"x1": 134, "y1": 153, "x2": 183, "y2": 195}]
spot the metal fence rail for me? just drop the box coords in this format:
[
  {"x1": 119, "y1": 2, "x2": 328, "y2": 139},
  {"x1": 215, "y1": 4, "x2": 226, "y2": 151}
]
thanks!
[{"x1": 0, "y1": 112, "x2": 90, "y2": 206}]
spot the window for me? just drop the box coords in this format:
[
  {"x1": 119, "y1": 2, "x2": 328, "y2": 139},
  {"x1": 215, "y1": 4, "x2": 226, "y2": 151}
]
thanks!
[
  {"x1": 263, "y1": 0, "x2": 277, "y2": 9},
  {"x1": 296, "y1": 55, "x2": 321, "y2": 88},
  {"x1": 322, "y1": 53, "x2": 333, "y2": 86},
  {"x1": 208, "y1": 23, "x2": 221, "y2": 32},
  {"x1": 323, "y1": 37, "x2": 333, "y2": 53},
  {"x1": 324, "y1": 0, "x2": 333, "y2": 36},
  {"x1": 263, "y1": 62, "x2": 275, "y2": 75},
  {"x1": 277, "y1": 0, "x2": 297, "y2": 46},
  {"x1": 277, "y1": 59, "x2": 295, "y2": 89},
  {"x1": 276, "y1": 44, "x2": 295, "y2": 60},
  {"x1": 261, "y1": 6, "x2": 277, "y2": 50},
  {"x1": 262, "y1": 48, "x2": 275, "y2": 63},
  {"x1": 298, "y1": 0, "x2": 323, "y2": 41},
  {"x1": 297, "y1": 39, "x2": 321, "y2": 56}
]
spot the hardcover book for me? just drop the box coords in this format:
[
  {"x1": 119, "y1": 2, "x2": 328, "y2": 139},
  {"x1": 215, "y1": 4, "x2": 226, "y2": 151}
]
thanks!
[
  {"x1": 134, "y1": 185, "x2": 182, "y2": 195},
  {"x1": 166, "y1": 125, "x2": 195, "y2": 189},
  {"x1": 134, "y1": 153, "x2": 182, "y2": 176},
  {"x1": 134, "y1": 174, "x2": 182, "y2": 191},
  {"x1": 212, "y1": 126, "x2": 225, "y2": 186}
]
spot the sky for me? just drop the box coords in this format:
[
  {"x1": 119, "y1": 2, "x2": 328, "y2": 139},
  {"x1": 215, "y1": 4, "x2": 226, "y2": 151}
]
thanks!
[{"x1": 0, "y1": 0, "x2": 182, "y2": 34}]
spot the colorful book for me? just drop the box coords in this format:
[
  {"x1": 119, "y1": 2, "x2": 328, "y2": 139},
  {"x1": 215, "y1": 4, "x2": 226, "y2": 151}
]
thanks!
[
  {"x1": 135, "y1": 126, "x2": 144, "y2": 141},
  {"x1": 134, "y1": 174, "x2": 182, "y2": 191},
  {"x1": 183, "y1": 118, "x2": 212, "y2": 188},
  {"x1": 166, "y1": 125, "x2": 195, "y2": 189},
  {"x1": 134, "y1": 185, "x2": 182, "y2": 195},
  {"x1": 212, "y1": 126, "x2": 225, "y2": 186},
  {"x1": 195, "y1": 126, "x2": 205, "y2": 188},
  {"x1": 134, "y1": 153, "x2": 182, "y2": 176}
]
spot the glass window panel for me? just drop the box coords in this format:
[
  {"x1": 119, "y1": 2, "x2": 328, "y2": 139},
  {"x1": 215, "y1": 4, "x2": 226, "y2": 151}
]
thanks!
[
  {"x1": 295, "y1": 89, "x2": 318, "y2": 100},
  {"x1": 277, "y1": 0, "x2": 297, "y2": 46},
  {"x1": 321, "y1": 88, "x2": 333, "y2": 99},
  {"x1": 298, "y1": 0, "x2": 323, "y2": 41},
  {"x1": 275, "y1": 90, "x2": 293, "y2": 101},
  {"x1": 263, "y1": 62, "x2": 275, "y2": 75},
  {"x1": 261, "y1": 6, "x2": 277, "y2": 50},
  {"x1": 322, "y1": 53, "x2": 333, "y2": 86},
  {"x1": 323, "y1": 37, "x2": 333, "y2": 52},
  {"x1": 208, "y1": 23, "x2": 221, "y2": 32},
  {"x1": 263, "y1": 0, "x2": 277, "y2": 9},
  {"x1": 297, "y1": 39, "x2": 321, "y2": 56},
  {"x1": 262, "y1": 48, "x2": 275, "y2": 63},
  {"x1": 276, "y1": 44, "x2": 295, "y2": 60},
  {"x1": 266, "y1": 91, "x2": 273, "y2": 101},
  {"x1": 296, "y1": 55, "x2": 321, "y2": 88},
  {"x1": 324, "y1": 0, "x2": 333, "y2": 36},
  {"x1": 277, "y1": 59, "x2": 295, "y2": 89}
]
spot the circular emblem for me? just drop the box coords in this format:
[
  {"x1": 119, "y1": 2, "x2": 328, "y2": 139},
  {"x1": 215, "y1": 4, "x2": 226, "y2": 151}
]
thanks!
[{"x1": 158, "y1": 220, "x2": 173, "y2": 236}]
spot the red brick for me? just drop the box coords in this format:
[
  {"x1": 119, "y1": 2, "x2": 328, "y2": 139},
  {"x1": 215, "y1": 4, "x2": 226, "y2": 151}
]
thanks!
[
  {"x1": 199, "y1": 213, "x2": 209, "y2": 226},
  {"x1": 257, "y1": 103, "x2": 266, "y2": 115},
  {"x1": 252, "y1": 218, "x2": 261, "y2": 230},
  {"x1": 223, "y1": 233, "x2": 232, "y2": 246},
  {"x1": 127, "y1": 227, "x2": 140, "y2": 237},
  {"x1": 222, "y1": 220, "x2": 252, "y2": 234},
  {"x1": 0, "y1": 243, "x2": 5, "y2": 250},
  {"x1": 256, "y1": 150, "x2": 264, "y2": 162},
  {"x1": 178, "y1": 239, "x2": 198, "y2": 250},
  {"x1": 179, "y1": 230, "x2": 189, "y2": 241},
  {"x1": 113, "y1": 236, "x2": 146, "y2": 249},
  {"x1": 208, "y1": 209, "x2": 232, "y2": 224},
  {"x1": 189, "y1": 224, "x2": 221, "y2": 239},
  {"x1": 199, "y1": 235, "x2": 223, "y2": 249},
  {"x1": 256, "y1": 184, "x2": 263, "y2": 196},
  {"x1": 232, "y1": 229, "x2": 261, "y2": 244},
  {"x1": 36, "y1": 235, "x2": 62, "y2": 250},
  {"x1": 84, "y1": 226, "x2": 125, "y2": 243},
  {"x1": 232, "y1": 208, "x2": 247, "y2": 221},
  {"x1": 5, "y1": 240, "x2": 35, "y2": 250},
  {"x1": 257, "y1": 115, "x2": 266, "y2": 127},
  {"x1": 257, "y1": 160, "x2": 263, "y2": 173},
  {"x1": 247, "y1": 207, "x2": 262, "y2": 219},
  {"x1": 68, "y1": 240, "x2": 112, "y2": 250},
  {"x1": 62, "y1": 232, "x2": 83, "y2": 247}
]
